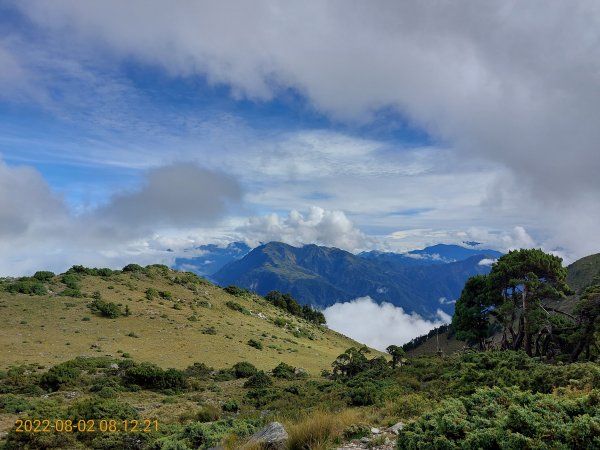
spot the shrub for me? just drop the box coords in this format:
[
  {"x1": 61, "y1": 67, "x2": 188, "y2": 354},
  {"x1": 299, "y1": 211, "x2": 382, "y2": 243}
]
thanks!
[
  {"x1": 122, "y1": 263, "x2": 145, "y2": 273},
  {"x1": 397, "y1": 386, "x2": 600, "y2": 449},
  {"x1": 226, "y1": 300, "x2": 250, "y2": 315},
  {"x1": 89, "y1": 299, "x2": 122, "y2": 318},
  {"x1": 245, "y1": 388, "x2": 280, "y2": 408},
  {"x1": 40, "y1": 364, "x2": 81, "y2": 391},
  {"x1": 185, "y1": 362, "x2": 213, "y2": 378},
  {"x1": 124, "y1": 363, "x2": 187, "y2": 391},
  {"x1": 247, "y1": 339, "x2": 263, "y2": 350},
  {"x1": 272, "y1": 362, "x2": 296, "y2": 379},
  {"x1": 202, "y1": 326, "x2": 217, "y2": 335},
  {"x1": 33, "y1": 271, "x2": 55, "y2": 282},
  {"x1": 145, "y1": 287, "x2": 159, "y2": 300},
  {"x1": 4, "y1": 278, "x2": 47, "y2": 296},
  {"x1": 159, "y1": 290, "x2": 173, "y2": 300},
  {"x1": 222, "y1": 400, "x2": 239, "y2": 413},
  {"x1": 224, "y1": 285, "x2": 251, "y2": 297},
  {"x1": 0, "y1": 394, "x2": 34, "y2": 413},
  {"x1": 232, "y1": 362, "x2": 258, "y2": 378},
  {"x1": 243, "y1": 371, "x2": 272, "y2": 388}
]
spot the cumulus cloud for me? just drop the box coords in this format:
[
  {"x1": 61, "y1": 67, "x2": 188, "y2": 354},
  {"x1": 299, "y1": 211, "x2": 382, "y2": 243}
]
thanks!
[
  {"x1": 239, "y1": 206, "x2": 370, "y2": 251},
  {"x1": 0, "y1": 160, "x2": 68, "y2": 238},
  {"x1": 323, "y1": 296, "x2": 450, "y2": 351},
  {"x1": 92, "y1": 163, "x2": 241, "y2": 229},
  {"x1": 0, "y1": 160, "x2": 241, "y2": 275}
]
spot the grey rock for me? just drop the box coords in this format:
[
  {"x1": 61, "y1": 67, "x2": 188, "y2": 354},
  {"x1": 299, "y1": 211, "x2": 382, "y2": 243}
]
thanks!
[
  {"x1": 63, "y1": 391, "x2": 80, "y2": 399},
  {"x1": 387, "y1": 422, "x2": 405, "y2": 434},
  {"x1": 371, "y1": 427, "x2": 381, "y2": 434},
  {"x1": 294, "y1": 367, "x2": 308, "y2": 376},
  {"x1": 109, "y1": 363, "x2": 119, "y2": 370},
  {"x1": 245, "y1": 422, "x2": 288, "y2": 449}
]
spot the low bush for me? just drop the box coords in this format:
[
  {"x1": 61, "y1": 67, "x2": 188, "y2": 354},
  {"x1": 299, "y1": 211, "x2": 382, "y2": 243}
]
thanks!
[
  {"x1": 33, "y1": 271, "x2": 55, "y2": 282},
  {"x1": 243, "y1": 371, "x2": 272, "y2": 388},
  {"x1": 224, "y1": 285, "x2": 251, "y2": 297},
  {"x1": 226, "y1": 300, "x2": 250, "y2": 315},
  {"x1": 4, "y1": 278, "x2": 47, "y2": 296},
  {"x1": 247, "y1": 339, "x2": 263, "y2": 350},
  {"x1": 124, "y1": 363, "x2": 187, "y2": 391},
  {"x1": 272, "y1": 362, "x2": 296, "y2": 379},
  {"x1": 232, "y1": 361, "x2": 258, "y2": 378},
  {"x1": 89, "y1": 299, "x2": 122, "y2": 318}
]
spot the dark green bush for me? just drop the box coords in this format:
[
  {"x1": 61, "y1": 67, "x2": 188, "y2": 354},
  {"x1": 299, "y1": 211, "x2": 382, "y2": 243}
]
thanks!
[
  {"x1": 0, "y1": 394, "x2": 34, "y2": 413},
  {"x1": 224, "y1": 285, "x2": 251, "y2": 297},
  {"x1": 243, "y1": 371, "x2": 272, "y2": 388},
  {"x1": 247, "y1": 339, "x2": 263, "y2": 350},
  {"x1": 232, "y1": 362, "x2": 258, "y2": 378},
  {"x1": 89, "y1": 299, "x2": 123, "y2": 318},
  {"x1": 222, "y1": 400, "x2": 239, "y2": 413},
  {"x1": 124, "y1": 362, "x2": 187, "y2": 391},
  {"x1": 272, "y1": 362, "x2": 296, "y2": 379},
  {"x1": 226, "y1": 300, "x2": 250, "y2": 315},
  {"x1": 4, "y1": 278, "x2": 47, "y2": 296},
  {"x1": 40, "y1": 364, "x2": 81, "y2": 391},
  {"x1": 33, "y1": 271, "x2": 55, "y2": 282},
  {"x1": 245, "y1": 388, "x2": 280, "y2": 408},
  {"x1": 122, "y1": 263, "x2": 145, "y2": 273},
  {"x1": 397, "y1": 386, "x2": 600, "y2": 449}
]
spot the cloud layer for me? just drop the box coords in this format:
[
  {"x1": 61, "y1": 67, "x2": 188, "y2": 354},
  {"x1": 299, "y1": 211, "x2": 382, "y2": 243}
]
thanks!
[
  {"x1": 0, "y1": 160, "x2": 241, "y2": 275},
  {"x1": 323, "y1": 296, "x2": 450, "y2": 351},
  {"x1": 16, "y1": 1, "x2": 600, "y2": 198},
  {"x1": 7, "y1": 1, "x2": 599, "y2": 258}
]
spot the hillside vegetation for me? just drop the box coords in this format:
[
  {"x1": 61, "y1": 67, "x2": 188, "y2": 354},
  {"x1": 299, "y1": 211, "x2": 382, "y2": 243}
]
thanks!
[
  {"x1": 0, "y1": 264, "x2": 364, "y2": 373},
  {"x1": 2, "y1": 250, "x2": 600, "y2": 449}
]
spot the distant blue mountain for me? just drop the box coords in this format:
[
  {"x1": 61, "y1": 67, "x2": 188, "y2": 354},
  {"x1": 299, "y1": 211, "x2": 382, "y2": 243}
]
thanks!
[
  {"x1": 173, "y1": 242, "x2": 251, "y2": 278},
  {"x1": 359, "y1": 244, "x2": 502, "y2": 267},
  {"x1": 212, "y1": 242, "x2": 501, "y2": 318}
]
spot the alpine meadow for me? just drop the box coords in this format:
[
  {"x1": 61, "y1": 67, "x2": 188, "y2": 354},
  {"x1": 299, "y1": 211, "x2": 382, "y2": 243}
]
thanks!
[{"x1": 2, "y1": 2, "x2": 600, "y2": 449}]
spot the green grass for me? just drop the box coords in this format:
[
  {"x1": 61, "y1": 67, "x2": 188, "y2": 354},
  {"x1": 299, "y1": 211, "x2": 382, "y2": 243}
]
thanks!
[{"x1": 0, "y1": 268, "x2": 370, "y2": 374}]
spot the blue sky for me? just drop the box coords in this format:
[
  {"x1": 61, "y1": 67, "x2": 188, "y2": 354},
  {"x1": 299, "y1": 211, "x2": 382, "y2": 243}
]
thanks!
[{"x1": 1, "y1": 1, "x2": 599, "y2": 275}]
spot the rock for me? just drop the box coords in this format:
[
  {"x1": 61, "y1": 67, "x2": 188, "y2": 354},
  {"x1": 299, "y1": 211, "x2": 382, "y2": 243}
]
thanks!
[
  {"x1": 371, "y1": 427, "x2": 381, "y2": 434},
  {"x1": 294, "y1": 367, "x2": 308, "y2": 376},
  {"x1": 387, "y1": 422, "x2": 405, "y2": 434},
  {"x1": 245, "y1": 422, "x2": 288, "y2": 449},
  {"x1": 64, "y1": 391, "x2": 80, "y2": 399},
  {"x1": 360, "y1": 436, "x2": 371, "y2": 443},
  {"x1": 109, "y1": 363, "x2": 119, "y2": 370}
]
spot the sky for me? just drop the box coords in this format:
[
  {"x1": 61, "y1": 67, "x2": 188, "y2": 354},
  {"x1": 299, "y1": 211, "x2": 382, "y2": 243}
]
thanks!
[{"x1": 1, "y1": 0, "x2": 600, "y2": 280}]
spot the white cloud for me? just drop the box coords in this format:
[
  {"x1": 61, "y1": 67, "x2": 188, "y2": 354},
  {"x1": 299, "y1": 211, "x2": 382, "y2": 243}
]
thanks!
[
  {"x1": 12, "y1": 0, "x2": 600, "y2": 258},
  {"x1": 323, "y1": 296, "x2": 450, "y2": 351},
  {"x1": 0, "y1": 160, "x2": 242, "y2": 275},
  {"x1": 239, "y1": 206, "x2": 371, "y2": 251},
  {"x1": 478, "y1": 258, "x2": 497, "y2": 267}
]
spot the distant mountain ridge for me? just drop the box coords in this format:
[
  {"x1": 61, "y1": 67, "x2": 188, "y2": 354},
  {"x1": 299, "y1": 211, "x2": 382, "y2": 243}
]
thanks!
[
  {"x1": 212, "y1": 242, "x2": 502, "y2": 317},
  {"x1": 360, "y1": 244, "x2": 502, "y2": 267}
]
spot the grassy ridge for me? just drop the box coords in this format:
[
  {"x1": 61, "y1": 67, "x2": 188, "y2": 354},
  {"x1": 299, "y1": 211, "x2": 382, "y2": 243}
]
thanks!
[{"x1": 0, "y1": 265, "x2": 369, "y2": 373}]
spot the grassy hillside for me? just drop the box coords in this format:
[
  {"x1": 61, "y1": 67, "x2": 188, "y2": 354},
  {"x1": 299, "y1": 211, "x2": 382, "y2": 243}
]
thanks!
[
  {"x1": 0, "y1": 265, "x2": 368, "y2": 374},
  {"x1": 567, "y1": 252, "x2": 600, "y2": 294}
]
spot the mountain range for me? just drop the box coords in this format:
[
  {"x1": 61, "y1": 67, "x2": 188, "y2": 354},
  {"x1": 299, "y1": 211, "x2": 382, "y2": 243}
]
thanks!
[{"x1": 201, "y1": 242, "x2": 502, "y2": 317}]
